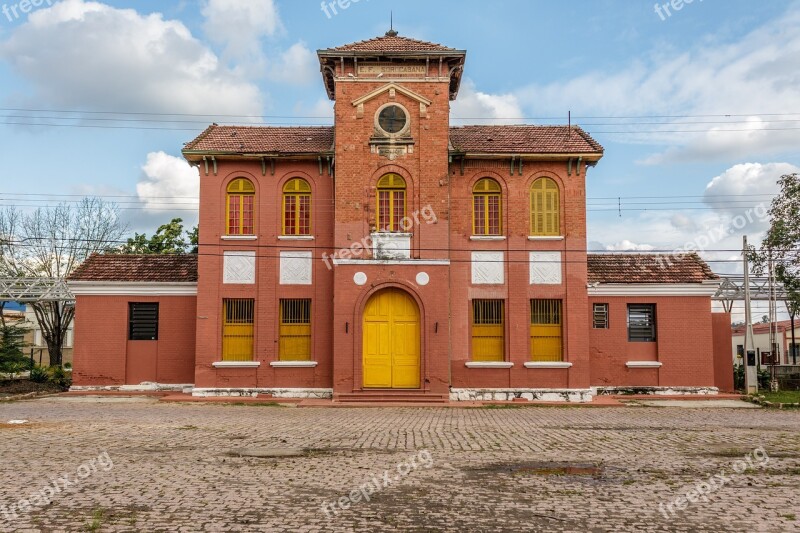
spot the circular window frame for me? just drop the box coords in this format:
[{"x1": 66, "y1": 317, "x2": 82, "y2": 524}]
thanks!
[{"x1": 374, "y1": 103, "x2": 411, "y2": 138}]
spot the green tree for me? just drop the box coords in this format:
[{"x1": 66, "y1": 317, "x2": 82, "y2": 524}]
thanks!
[
  {"x1": 0, "y1": 199, "x2": 126, "y2": 367},
  {"x1": 0, "y1": 321, "x2": 29, "y2": 375},
  {"x1": 752, "y1": 173, "x2": 800, "y2": 316},
  {"x1": 118, "y1": 218, "x2": 197, "y2": 254}
]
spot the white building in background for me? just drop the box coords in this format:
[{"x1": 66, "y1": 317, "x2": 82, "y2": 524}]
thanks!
[
  {"x1": 732, "y1": 320, "x2": 800, "y2": 366},
  {"x1": 23, "y1": 305, "x2": 73, "y2": 367}
]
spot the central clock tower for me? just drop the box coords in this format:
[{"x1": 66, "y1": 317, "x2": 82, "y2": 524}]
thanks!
[{"x1": 317, "y1": 31, "x2": 466, "y2": 398}]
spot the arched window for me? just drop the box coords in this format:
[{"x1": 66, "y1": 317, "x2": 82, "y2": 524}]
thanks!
[
  {"x1": 530, "y1": 178, "x2": 560, "y2": 236},
  {"x1": 472, "y1": 178, "x2": 502, "y2": 236},
  {"x1": 226, "y1": 178, "x2": 255, "y2": 235},
  {"x1": 282, "y1": 178, "x2": 312, "y2": 236},
  {"x1": 376, "y1": 174, "x2": 406, "y2": 232}
]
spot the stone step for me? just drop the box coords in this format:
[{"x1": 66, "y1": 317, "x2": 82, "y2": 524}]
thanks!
[{"x1": 334, "y1": 391, "x2": 449, "y2": 403}]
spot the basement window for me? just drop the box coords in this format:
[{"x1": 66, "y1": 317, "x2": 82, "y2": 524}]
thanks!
[{"x1": 129, "y1": 303, "x2": 159, "y2": 341}]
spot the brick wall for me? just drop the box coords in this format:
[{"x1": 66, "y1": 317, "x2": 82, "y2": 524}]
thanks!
[
  {"x1": 449, "y1": 162, "x2": 592, "y2": 390},
  {"x1": 588, "y1": 295, "x2": 717, "y2": 387},
  {"x1": 194, "y1": 159, "x2": 335, "y2": 389},
  {"x1": 72, "y1": 295, "x2": 196, "y2": 386}
]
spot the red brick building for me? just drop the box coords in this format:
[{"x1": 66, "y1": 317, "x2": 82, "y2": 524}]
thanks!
[{"x1": 67, "y1": 33, "x2": 734, "y2": 401}]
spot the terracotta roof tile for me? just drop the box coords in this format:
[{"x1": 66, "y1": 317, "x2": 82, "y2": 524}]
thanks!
[
  {"x1": 68, "y1": 254, "x2": 198, "y2": 283},
  {"x1": 325, "y1": 34, "x2": 458, "y2": 53},
  {"x1": 184, "y1": 125, "x2": 334, "y2": 154},
  {"x1": 732, "y1": 320, "x2": 795, "y2": 335},
  {"x1": 587, "y1": 253, "x2": 718, "y2": 284},
  {"x1": 450, "y1": 125, "x2": 603, "y2": 154},
  {"x1": 183, "y1": 125, "x2": 603, "y2": 156}
]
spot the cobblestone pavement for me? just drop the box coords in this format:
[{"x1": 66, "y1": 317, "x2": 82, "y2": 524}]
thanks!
[{"x1": 0, "y1": 397, "x2": 798, "y2": 532}]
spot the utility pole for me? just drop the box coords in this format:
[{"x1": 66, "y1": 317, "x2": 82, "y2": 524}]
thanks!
[
  {"x1": 743, "y1": 236, "x2": 758, "y2": 394},
  {"x1": 792, "y1": 312, "x2": 797, "y2": 366}
]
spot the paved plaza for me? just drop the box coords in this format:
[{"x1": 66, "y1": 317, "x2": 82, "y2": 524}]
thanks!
[{"x1": 0, "y1": 396, "x2": 798, "y2": 532}]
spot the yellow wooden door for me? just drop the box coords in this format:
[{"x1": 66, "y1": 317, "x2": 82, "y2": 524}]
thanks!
[
  {"x1": 363, "y1": 289, "x2": 420, "y2": 389},
  {"x1": 222, "y1": 299, "x2": 254, "y2": 362},
  {"x1": 279, "y1": 300, "x2": 311, "y2": 361},
  {"x1": 530, "y1": 299, "x2": 563, "y2": 362},
  {"x1": 471, "y1": 300, "x2": 505, "y2": 362},
  {"x1": 530, "y1": 324, "x2": 562, "y2": 361}
]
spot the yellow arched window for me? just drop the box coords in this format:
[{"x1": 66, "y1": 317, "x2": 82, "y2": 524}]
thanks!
[
  {"x1": 530, "y1": 178, "x2": 560, "y2": 236},
  {"x1": 226, "y1": 178, "x2": 255, "y2": 235},
  {"x1": 472, "y1": 178, "x2": 502, "y2": 236},
  {"x1": 282, "y1": 178, "x2": 312, "y2": 236},
  {"x1": 376, "y1": 174, "x2": 406, "y2": 232}
]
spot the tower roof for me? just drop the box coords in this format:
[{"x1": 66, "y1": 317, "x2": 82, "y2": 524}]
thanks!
[
  {"x1": 324, "y1": 33, "x2": 460, "y2": 53},
  {"x1": 317, "y1": 31, "x2": 466, "y2": 101}
]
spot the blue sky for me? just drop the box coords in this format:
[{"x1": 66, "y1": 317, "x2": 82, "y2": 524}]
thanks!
[{"x1": 1, "y1": 0, "x2": 799, "y2": 307}]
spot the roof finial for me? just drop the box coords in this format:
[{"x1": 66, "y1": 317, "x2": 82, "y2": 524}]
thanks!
[{"x1": 385, "y1": 11, "x2": 398, "y2": 37}]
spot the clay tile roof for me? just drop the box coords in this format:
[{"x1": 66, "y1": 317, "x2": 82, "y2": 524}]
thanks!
[
  {"x1": 587, "y1": 253, "x2": 719, "y2": 284},
  {"x1": 68, "y1": 254, "x2": 198, "y2": 283},
  {"x1": 183, "y1": 125, "x2": 334, "y2": 154},
  {"x1": 325, "y1": 34, "x2": 459, "y2": 53},
  {"x1": 449, "y1": 125, "x2": 603, "y2": 155},
  {"x1": 732, "y1": 320, "x2": 795, "y2": 335}
]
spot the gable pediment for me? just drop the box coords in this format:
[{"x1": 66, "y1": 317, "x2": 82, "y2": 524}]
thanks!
[{"x1": 351, "y1": 83, "x2": 432, "y2": 107}]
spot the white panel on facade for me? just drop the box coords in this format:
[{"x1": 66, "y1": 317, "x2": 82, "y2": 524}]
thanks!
[
  {"x1": 371, "y1": 232, "x2": 412, "y2": 260},
  {"x1": 471, "y1": 251, "x2": 504, "y2": 285},
  {"x1": 223, "y1": 251, "x2": 256, "y2": 285},
  {"x1": 530, "y1": 251, "x2": 562, "y2": 285},
  {"x1": 280, "y1": 251, "x2": 313, "y2": 285}
]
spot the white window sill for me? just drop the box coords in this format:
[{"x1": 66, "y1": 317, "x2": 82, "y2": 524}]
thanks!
[
  {"x1": 528, "y1": 236, "x2": 565, "y2": 241},
  {"x1": 278, "y1": 236, "x2": 315, "y2": 241},
  {"x1": 470, "y1": 236, "x2": 506, "y2": 241},
  {"x1": 269, "y1": 361, "x2": 318, "y2": 368},
  {"x1": 524, "y1": 362, "x2": 572, "y2": 369},
  {"x1": 372, "y1": 231, "x2": 413, "y2": 236},
  {"x1": 221, "y1": 235, "x2": 257, "y2": 241},
  {"x1": 626, "y1": 361, "x2": 662, "y2": 369},
  {"x1": 212, "y1": 361, "x2": 261, "y2": 368},
  {"x1": 465, "y1": 362, "x2": 514, "y2": 369}
]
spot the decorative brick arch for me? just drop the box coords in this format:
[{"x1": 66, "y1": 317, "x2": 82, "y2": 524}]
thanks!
[{"x1": 351, "y1": 281, "x2": 428, "y2": 390}]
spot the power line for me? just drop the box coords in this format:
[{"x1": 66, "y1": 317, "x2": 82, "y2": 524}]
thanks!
[
  {"x1": 3, "y1": 106, "x2": 800, "y2": 120},
  {"x1": 0, "y1": 191, "x2": 779, "y2": 201},
  {"x1": 5, "y1": 237, "x2": 795, "y2": 255}
]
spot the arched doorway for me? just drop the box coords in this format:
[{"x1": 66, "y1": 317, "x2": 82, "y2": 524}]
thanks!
[{"x1": 362, "y1": 288, "x2": 421, "y2": 389}]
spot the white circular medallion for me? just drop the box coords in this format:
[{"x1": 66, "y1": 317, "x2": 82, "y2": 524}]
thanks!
[
  {"x1": 416, "y1": 272, "x2": 430, "y2": 286},
  {"x1": 353, "y1": 272, "x2": 368, "y2": 286}
]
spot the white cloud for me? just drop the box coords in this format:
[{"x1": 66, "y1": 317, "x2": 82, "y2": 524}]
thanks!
[
  {"x1": 305, "y1": 97, "x2": 334, "y2": 121},
  {"x1": 603, "y1": 240, "x2": 656, "y2": 251},
  {"x1": 590, "y1": 162, "x2": 800, "y2": 274},
  {"x1": 202, "y1": 0, "x2": 282, "y2": 61},
  {"x1": 516, "y1": 5, "x2": 800, "y2": 163},
  {"x1": 704, "y1": 162, "x2": 798, "y2": 221},
  {"x1": 0, "y1": 0, "x2": 263, "y2": 115},
  {"x1": 268, "y1": 42, "x2": 317, "y2": 86},
  {"x1": 451, "y1": 79, "x2": 524, "y2": 125},
  {"x1": 136, "y1": 151, "x2": 199, "y2": 213}
]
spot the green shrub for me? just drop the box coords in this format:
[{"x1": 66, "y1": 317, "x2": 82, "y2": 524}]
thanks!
[
  {"x1": 734, "y1": 365, "x2": 778, "y2": 391},
  {"x1": 49, "y1": 365, "x2": 72, "y2": 389},
  {"x1": 0, "y1": 323, "x2": 29, "y2": 374},
  {"x1": 29, "y1": 365, "x2": 49, "y2": 383}
]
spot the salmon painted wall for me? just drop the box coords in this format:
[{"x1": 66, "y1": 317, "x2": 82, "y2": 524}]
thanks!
[
  {"x1": 329, "y1": 60, "x2": 453, "y2": 394},
  {"x1": 194, "y1": 159, "x2": 335, "y2": 389},
  {"x1": 712, "y1": 313, "x2": 734, "y2": 392},
  {"x1": 589, "y1": 296, "x2": 716, "y2": 387},
  {"x1": 449, "y1": 161, "x2": 591, "y2": 390},
  {"x1": 72, "y1": 295, "x2": 196, "y2": 386}
]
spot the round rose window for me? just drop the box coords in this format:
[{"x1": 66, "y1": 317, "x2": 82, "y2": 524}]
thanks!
[{"x1": 377, "y1": 105, "x2": 408, "y2": 135}]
